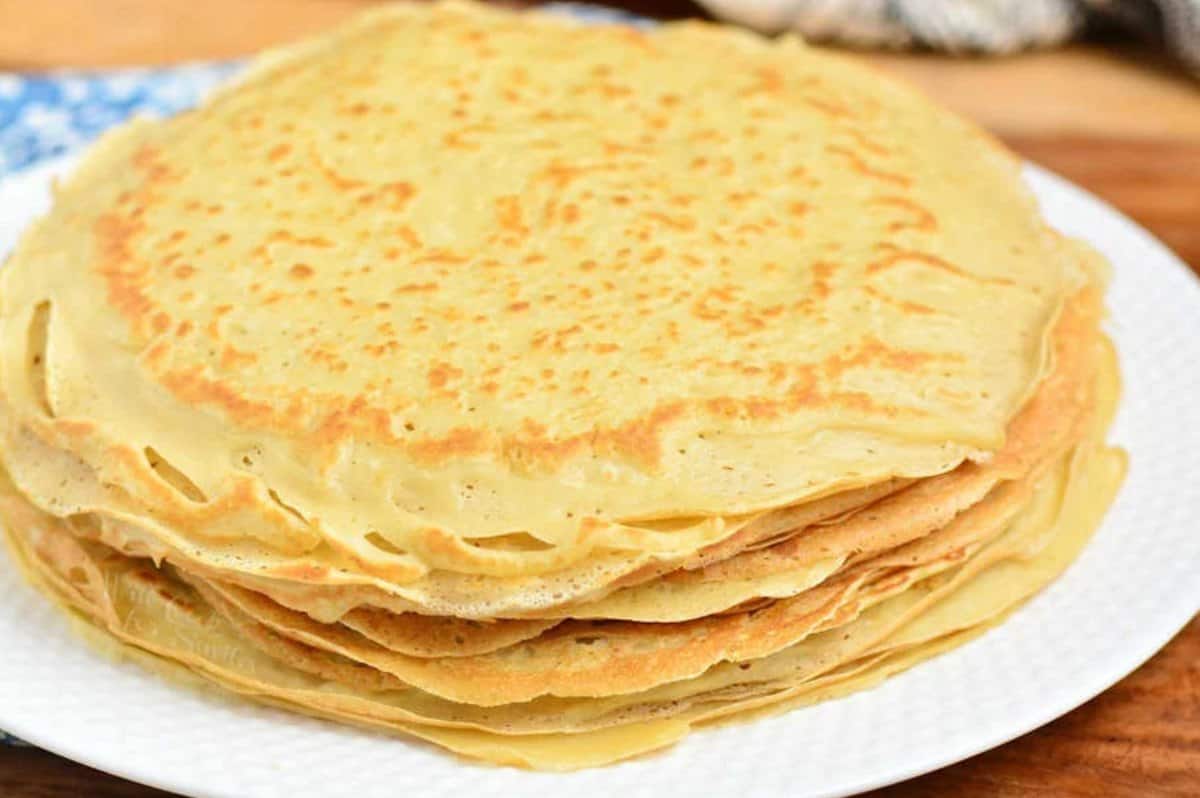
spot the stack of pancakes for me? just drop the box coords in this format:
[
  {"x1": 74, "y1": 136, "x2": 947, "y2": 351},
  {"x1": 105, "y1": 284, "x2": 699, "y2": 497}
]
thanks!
[{"x1": 0, "y1": 1, "x2": 1124, "y2": 770}]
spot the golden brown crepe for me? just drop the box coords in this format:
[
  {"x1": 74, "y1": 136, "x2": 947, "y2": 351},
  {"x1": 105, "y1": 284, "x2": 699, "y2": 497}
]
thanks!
[{"x1": 0, "y1": 0, "x2": 1124, "y2": 770}]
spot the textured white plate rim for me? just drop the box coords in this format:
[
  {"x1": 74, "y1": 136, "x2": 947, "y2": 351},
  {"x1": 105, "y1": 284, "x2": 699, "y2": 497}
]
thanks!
[{"x1": 0, "y1": 154, "x2": 1196, "y2": 798}]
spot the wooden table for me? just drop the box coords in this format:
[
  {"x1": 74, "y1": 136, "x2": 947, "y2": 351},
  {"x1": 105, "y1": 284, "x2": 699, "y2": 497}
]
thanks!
[{"x1": 1, "y1": 1, "x2": 1197, "y2": 795}]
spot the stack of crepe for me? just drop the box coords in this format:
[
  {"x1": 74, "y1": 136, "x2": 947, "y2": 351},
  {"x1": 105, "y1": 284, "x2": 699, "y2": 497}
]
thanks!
[{"x1": 0, "y1": 1, "x2": 1124, "y2": 770}]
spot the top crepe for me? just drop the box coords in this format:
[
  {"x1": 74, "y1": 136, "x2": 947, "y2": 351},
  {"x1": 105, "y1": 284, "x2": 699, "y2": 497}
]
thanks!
[{"x1": 0, "y1": 1, "x2": 1078, "y2": 589}]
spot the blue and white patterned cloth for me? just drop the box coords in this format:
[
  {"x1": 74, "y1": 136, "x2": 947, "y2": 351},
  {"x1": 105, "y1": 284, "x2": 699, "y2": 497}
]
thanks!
[{"x1": 0, "y1": 62, "x2": 240, "y2": 177}]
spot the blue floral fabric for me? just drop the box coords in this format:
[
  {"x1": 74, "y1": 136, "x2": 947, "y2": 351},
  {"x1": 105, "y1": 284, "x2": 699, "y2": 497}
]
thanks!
[{"x1": 0, "y1": 63, "x2": 240, "y2": 176}]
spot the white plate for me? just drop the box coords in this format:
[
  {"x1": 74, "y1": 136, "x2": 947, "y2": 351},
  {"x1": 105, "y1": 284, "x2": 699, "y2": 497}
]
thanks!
[{"x1": 0, "y1": 156, "x2": 1197, "y2": 798}]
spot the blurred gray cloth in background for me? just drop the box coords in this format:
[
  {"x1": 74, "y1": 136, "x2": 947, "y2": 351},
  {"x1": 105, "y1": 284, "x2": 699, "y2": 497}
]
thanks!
[{"x1": 696, "y1": 0, "x2": 1200, "y2": 70}]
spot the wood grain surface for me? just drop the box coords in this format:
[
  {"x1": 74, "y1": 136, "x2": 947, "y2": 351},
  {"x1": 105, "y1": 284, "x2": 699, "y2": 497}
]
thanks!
[{"x1": 1, "y1": 1, "x2": 1197, "y2": 796}]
